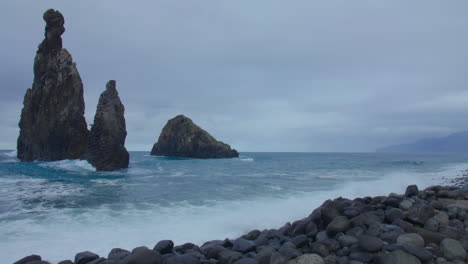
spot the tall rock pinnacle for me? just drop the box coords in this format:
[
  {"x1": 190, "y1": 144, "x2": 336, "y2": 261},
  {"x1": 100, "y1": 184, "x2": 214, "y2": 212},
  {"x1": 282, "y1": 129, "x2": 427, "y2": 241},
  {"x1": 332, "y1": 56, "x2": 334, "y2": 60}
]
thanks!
[
  {"x1": 17, "y1": 9, "x2": 88, "y2": 161},
  {"x1": 86, "y1": 80, "x2": 129, "y2": 171},
  {"x1": 151, "y1": 115, "x2": 239, "y2": 159}
]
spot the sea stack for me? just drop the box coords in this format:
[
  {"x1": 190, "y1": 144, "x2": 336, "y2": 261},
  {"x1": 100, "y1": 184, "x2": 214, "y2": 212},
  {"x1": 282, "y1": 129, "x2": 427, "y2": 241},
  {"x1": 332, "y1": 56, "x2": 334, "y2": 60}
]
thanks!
[
  {"x1": 151, "y1": 115, "x2": 239, "y2": 159},
  {"x1": 86, "y1": 81, "x2": 129, "y2": 171},
  {"x1": 17, "y1": 9, "x2": 88, "y2": 161}
]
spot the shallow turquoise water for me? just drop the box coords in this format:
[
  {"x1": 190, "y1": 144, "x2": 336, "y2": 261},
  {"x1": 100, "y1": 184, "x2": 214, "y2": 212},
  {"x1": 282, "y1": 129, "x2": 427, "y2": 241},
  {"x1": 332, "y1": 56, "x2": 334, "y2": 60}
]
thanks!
[{"x1": 1, "y1": 151, "x2": 467, "y2": 263}]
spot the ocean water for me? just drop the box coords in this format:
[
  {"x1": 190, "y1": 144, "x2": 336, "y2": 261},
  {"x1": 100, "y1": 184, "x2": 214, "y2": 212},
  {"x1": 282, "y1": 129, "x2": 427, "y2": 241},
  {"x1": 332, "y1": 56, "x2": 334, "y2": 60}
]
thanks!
[{"x1": 1, "y1": 150, "x2": 467, "y2": 263}]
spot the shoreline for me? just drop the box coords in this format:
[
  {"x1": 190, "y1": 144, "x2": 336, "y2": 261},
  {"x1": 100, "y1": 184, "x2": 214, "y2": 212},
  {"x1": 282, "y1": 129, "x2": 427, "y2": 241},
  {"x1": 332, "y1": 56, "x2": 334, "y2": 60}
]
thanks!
[{"x1": 14, "y1": 183, "x2": 468, "y2": 264}]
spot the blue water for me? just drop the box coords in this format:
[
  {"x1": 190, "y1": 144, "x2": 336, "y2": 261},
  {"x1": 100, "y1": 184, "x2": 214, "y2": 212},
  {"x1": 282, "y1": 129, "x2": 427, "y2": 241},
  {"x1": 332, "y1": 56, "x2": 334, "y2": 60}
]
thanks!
[{"x1": 1, "y1": 151, "x2": 467, "y2": 263}]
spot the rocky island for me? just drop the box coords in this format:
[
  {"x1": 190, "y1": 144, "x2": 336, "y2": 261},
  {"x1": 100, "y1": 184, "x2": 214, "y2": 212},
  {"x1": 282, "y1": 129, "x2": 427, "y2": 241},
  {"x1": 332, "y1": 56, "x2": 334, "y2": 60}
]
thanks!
[
  {"x1": 86, "y1": 80, "x2": 129, "y2": 171},
  {"x1": 17, "y1": 9, "x2": 88, "y2": 161},
  {"x1": 151, "y1": 115, "x2": 239, "y2": 159}
]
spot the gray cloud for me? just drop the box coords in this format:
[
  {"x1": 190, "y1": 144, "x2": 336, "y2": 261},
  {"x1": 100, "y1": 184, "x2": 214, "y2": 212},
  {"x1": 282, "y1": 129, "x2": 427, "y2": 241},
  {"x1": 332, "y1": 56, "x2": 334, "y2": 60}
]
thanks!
[{"x1": 1, "y1": 0, "x2": 468, "y2": 151}]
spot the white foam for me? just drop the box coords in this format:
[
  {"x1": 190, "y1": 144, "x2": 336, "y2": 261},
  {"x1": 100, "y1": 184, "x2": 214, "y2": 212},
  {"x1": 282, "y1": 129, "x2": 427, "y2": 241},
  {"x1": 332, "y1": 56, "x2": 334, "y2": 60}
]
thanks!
[
  {"x1": 239, "y1": 158, "x2": 254, "y2": 162},
  {"x1": 39, "y1": 159, "x2": 96, "y2": 173},
  {"x1": 90, "y1": 179, "x2": 124, "y2": 186},
  {"x1": 1, "y1": 162, "x2": 466, "y2": 263},
  {"x1": 4, "y1": 150, "x2": 17, "y2": 157}
]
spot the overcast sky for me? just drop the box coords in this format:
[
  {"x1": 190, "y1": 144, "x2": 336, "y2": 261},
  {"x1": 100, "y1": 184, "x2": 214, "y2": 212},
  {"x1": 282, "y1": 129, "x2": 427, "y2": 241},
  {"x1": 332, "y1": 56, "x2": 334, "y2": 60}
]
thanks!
[{"x1": 1, "y1": 1, "x2": 468, "y2": 152}]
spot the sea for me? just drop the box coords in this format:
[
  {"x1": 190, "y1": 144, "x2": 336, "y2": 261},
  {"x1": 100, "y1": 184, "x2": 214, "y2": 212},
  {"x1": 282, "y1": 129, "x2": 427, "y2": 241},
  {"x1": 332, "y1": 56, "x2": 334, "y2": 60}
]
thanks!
[{"x1": 1, "y1": 150, "x2": 467, "y2": 263}]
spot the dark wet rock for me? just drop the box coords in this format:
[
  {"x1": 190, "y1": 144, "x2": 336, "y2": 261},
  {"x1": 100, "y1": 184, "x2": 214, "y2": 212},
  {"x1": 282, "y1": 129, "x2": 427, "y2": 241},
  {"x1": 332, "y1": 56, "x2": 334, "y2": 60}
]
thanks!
[
  {"x1": 254, "y1": 246, "x2": 275, "y2": 264},
  {"x1": 218, "y1": 250, "x2": 243, "y2": 264},
  {"x1": 336, "y1": 247, "x2": 350, "y2": 257},
  {"x1": 321, "y1": 204, "x2": 341, "y2": 225},
  {"x1": 401, "y1": 245, "x2": 433, "y2": 262},
  {"x1": 343, "y1": 209, "x2": 361, "y2": 218},
  {"x1": 315, "y1": 231, "x2": 329, "y2": 242},
  {"x1": 364, "y1": 222, "x2": 382, "y2": 237},
  {"x1": 13, "y1": 255, "x2": 42, "y2": 264},
  {"x1": 86, "y1": 80, "x2": 129, "y2": 171},
  {"x1": 380, "y1": 228, "x2": 403, "y2": 245},
  {"x1": 154, "y1": 240, "x2": 174, "y2": 255},
  {"x1": 338, "y1": 235, "x2": 358, "y2": 247},
  {"x1": 243, "y1": 230, "x2": 261, "y2": 241},
  {"x1": 119, "y1": 246, "x2": 162, "y2": 264},
  {"x1": 97, "y1": 261, "x2": 116, "y2": 264},
  {"x1": 310, "y1": 242, "x2": 329, "y2": 257},
  {"x1": 174, "y1": 243, "x2": 200, "y2": 254},
  {"x1": 107, "y1": 248, "x2": 130, "y2": 262},
  {"x1": 440, "y1": 238, "x2": 466, "y2": 260},
  {"x1": 87, "y1": 258, "x2": 106, "y2": 264},
  {"x1": 406, "y1": 203, "x2": 434, "y2": 225},
  {"x1": 358, "y1": 235, "x2": 383, "y2": 252},
  {"x1": 424, "y1": 217, "x2": 440, "y2": 232},
  {"x1": 57, "y1": 261, "x2": 74, "y2": 264},
  {"x1": 291, "y1": 235, "x2": 308, "y2": 248},
  {"x1": 385, "y1": 208, "x2": 404, "y2": 223},
  {"x1": 405, "y1": 185, "x2": 419, "y2": 197},
  {"x1": 75, "y1": 251, "x2": 99, "y2": 264},
  {"x1": 348, "y1": 251, "x2": 373, "y2": 263},
  {"x1": 232, "y1": 258, "x2": 258, "y2": 264},
  {"x1": 346, "y1": 227, "x2": 365, "y2": 238},
  {"x1": 17, "y1": 9, "x2": 88, "y2": 161},
  {"x1": 278, "y1": 241, "x2": 300, "y2": 260},
  {"x1": 291, "y1": 220, "x2": 307, "y2": 236},
  {"x1": 408, "y1": 226, "x2": 452, "y2": 245},
  {"x1": 438, "y1": 225, "x2": 463, "y2": 238},
  {"x1": 288, "y1": 254, "x2": 325, "y2": 264},
  {"x1": 351, "y1": 213, "x2": 382, "y2": 228},
  {"x1": 232, "y1": 237, "x2": 256, "y2": 253},
  {"x1": 151, "y1": 115, "x2": 239, "y2": 159},
  {"x1": 20, "y1": 261, "x2": 50, "y2": 264},
  {"x1": 396, "y1": 233, "x2": 424, "y2": 248},
  {"x1": 165, "y1": 254, "x2": 200, "y2": 264},
  {"x1": 321, "y1": 239, "x2": 341, "y2": 253},
  {"x1": 376, "y1": 250, "x2": 421, "y2": 264},
  {"x1": 399, "y1": 200, "x2": 413, "y2": 211},
  {"x1": 326, "y1": 216, "x2": 350, "y2": 235}
]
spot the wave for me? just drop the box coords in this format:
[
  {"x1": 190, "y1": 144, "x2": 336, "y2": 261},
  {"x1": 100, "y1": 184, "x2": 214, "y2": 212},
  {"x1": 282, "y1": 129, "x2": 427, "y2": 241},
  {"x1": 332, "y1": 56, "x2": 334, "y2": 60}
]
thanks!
[
  {"x1": 0, "y1": 150, "x2": 18, "y2": 163},
  {"x1": 239, "y1": 158, "x2": 254, "y2": 162},
  {"x1": 1, "y1": 160, "x2": 466, "y2": 263},
  {"x1": 38, "y1": 159, "x2": 95, "y2": 173}
]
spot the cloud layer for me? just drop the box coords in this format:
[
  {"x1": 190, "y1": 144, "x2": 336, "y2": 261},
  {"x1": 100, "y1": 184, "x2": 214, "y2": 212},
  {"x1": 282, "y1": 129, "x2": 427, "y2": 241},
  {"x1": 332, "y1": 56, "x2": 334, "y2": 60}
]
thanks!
[{"x1": 1, "y1": 0, "x2": 468, "y2": 151}]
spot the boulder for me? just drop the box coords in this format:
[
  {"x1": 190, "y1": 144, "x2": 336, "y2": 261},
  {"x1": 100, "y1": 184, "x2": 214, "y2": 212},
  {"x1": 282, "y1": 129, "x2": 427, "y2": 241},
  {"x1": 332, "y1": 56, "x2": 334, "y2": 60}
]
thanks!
[
  {"x1": 232, "y1": 238, "x2": 256, "y2": 253},
  {"x1": 119, "y1": 246, "x2": 162, "y2": 264},
  {"x1": 396, "y1": 233, "x2": 425, "y2": 248},
  {"x1": 440, "y1": 238, "x2": 466, "y2": 260},
  {"x1": 17, "y1": 9, "x2": 88, "y2": 161},
  {"x1": 377, "y1": 250, "x2": 421, "y2": 264},
  {"x1": 86, "y1": 80, "x2": 129, "y2": 171},
  {"x1": 405, "y1": 185, "x2": 419, "y2": 197},
  {"x1": 151, "y1": 115, "x2": 239, "y2": 159},
  {"x1": 358, "y1": 235, "x2": 383, "y2": 252},
  {"x1": 288, "y1": 254, "x2": 325, "y2": 264},
  {"x1": 153, "y1": 240, "x2": 174, "y2": 255},
  {"x1": 326, "y1": 216, "x2": 350, "y2": 235},
  {"x1": 75, "y1": 251, "x2": 99, "y2": 264},
  {"x1": 13, "y1": 255, "x2": 42, "y2": 264}
]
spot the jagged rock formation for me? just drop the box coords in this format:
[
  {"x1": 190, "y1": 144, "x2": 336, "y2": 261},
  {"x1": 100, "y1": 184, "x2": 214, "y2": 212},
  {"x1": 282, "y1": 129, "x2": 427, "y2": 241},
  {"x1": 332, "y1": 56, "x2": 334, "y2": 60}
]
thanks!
[
  {"x1": 17, "y1": 9, "x2": 88, "y2": 161},
  {"x1": 86, "y1": 81, "x2": 129, "y2": 171},
  {"x1": 151, "y1": 115, "x2": 239, "y2": 159}
]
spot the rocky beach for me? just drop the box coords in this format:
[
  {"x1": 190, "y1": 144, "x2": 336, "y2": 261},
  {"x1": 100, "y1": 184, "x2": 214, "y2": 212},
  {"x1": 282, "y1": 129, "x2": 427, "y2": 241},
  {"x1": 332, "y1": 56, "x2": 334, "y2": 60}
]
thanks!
[{"x1": 12, "y1": 183, "x2": 468, "y2": 264}]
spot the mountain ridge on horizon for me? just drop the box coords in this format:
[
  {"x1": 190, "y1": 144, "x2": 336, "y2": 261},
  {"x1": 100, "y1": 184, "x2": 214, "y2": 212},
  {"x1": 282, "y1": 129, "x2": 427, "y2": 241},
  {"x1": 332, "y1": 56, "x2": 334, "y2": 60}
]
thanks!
[{"x1": 376, "y1": 131, "x2": 468, "y2": 153}]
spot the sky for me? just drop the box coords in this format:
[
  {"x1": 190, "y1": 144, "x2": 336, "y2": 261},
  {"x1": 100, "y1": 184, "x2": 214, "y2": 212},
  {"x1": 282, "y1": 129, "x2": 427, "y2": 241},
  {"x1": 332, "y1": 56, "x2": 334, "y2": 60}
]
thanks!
[{"x1": 1, "y1": 0, "x2": 468, "y2": 152}]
